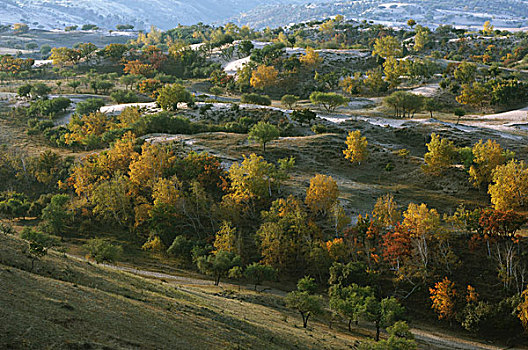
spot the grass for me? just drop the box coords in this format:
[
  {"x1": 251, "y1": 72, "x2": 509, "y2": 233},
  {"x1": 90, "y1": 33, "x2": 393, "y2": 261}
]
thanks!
[{"x1": 0, "y1": 233, "x2": 364, "y2": 350}]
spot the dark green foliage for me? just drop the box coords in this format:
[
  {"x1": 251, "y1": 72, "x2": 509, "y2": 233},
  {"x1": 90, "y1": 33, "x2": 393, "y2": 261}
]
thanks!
[
  {"x1": 241, "y1": 93, "x2": 272, "y2": 106},
  {"x1": 196, "y1": 250, "x2": 242, "y2": 286},
  {"x1": 84, "y1": 238, "x2": 123, "y2": 264},
  {"x1": 244, "y1": 263, "x2": 277, "y2": 290},
  {"x1": 111, "y1": 90, "x2": 139, "y2": 104},
  {"x1": 76, "y1": 98, "x2": 105, "y2": 116}
]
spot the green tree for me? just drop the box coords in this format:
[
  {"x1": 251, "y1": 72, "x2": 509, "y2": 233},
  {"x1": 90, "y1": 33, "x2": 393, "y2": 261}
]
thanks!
[
  {"x1": 286, "y1": 277, "x2": 323, "y2": 328},
  {"x1": 244, "y1": 263, "x2": 277, "y2": 290},
  {"x1": 21, "y1": 228, "x2": 59, "y2": 272},
  {"x1": 41, "y1": 194, "x2": 71, "y2": 237},
  {"x1": 363, "y1": 296, "x2": 404, "y2": 341},
  {"x1": 281, "y1": 94, "x2": 300, "y2": 109},
  {"x1": 372, "y1": 36, "x2": 402, "y2": 58},
  {"x1": 310, "y1": 92, "x2": 348, "y2": 112},
  {"x1": 84, "y1": 238, "x2": 123, "y2": 264},
  {"x1": 157, "y1": 84, "x2": 194, "y2": 111},
  {"x1": 248, "y1": 121, "x2": 280, "y2": 152},
  {"x1": 196, "y1": 250, "x2": 242, "y2": 286},
  {"x1": 76, "y1": 98, "x2": 104, "y2": 115}
]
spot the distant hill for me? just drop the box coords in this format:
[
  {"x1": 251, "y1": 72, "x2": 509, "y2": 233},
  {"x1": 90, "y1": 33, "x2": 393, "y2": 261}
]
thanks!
[
  {"x1": 0, "y1": 0, "x2": 313, "y2": 30},
  {"x1": 229, "y1": 0, "x2": 528, "y2": 30}
]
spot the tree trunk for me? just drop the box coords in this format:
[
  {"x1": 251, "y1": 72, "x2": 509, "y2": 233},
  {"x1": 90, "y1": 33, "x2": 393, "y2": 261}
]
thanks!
[
  {"x1": 302, "y1": 312, "x2": 310, "y2": 328},
  {"x1": 215, "y1": 275, "x2": 220, "y2": 286},
  {"x1": 375, "y1": 322, "x2": 380, "y2": 341},
  {"x1": 348, "y1": 319, "x2": 352, "y2": 332}
]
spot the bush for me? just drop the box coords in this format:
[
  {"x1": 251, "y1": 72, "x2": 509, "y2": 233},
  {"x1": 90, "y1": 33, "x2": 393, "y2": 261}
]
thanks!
[
  {"x1": 84, "y1": 238, "x2": 123, "y2": 264},
  {"x1": 311, "y1": 124, "x2": 327, "y2": 134},
  {"x1": 111, "y1": 90, "x2": 139, "y2": 104},
  {"x1": 167, "y1": 235, "x2": 194, "y2": 263},
  {"x1": 141, "y1": 112, "x2": 195, "y2": 134},
  {"x1": 241, "y1": 93, "x2": 271, "y2": 106},
  {"x1": 76, "y1": 98, "x2": 105, "y2": 116}
]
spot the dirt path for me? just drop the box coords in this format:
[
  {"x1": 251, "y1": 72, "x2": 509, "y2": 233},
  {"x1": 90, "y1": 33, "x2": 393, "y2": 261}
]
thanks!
[{"x1": 65, "y1": 253, "x2": 518, "y2": 350}]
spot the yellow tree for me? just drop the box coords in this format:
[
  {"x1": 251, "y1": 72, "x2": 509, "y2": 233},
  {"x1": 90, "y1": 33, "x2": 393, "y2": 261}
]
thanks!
[
  {"x1": 214, "y1": 221, "x2": 238, "y2": 253},
  {"x1": 343, "y1": 130, "x2": 368, "y2": 165},
  {"x1": 300, "y1": 47, "x2": 322, "y2": 67},
  {"x1": 430, "y1": 277, "x2": 457, "y2": 321},
  {"x1": 225, "y1": 153, "x2": 274, "y2": 204},
  {"x1": 468, "y1": 139, "x2": 505, "y2": 188},
  {"x1": 483, "y1": 21, "x2": 495, "y2": 35},
  {"x1": 372, "y1": 36, "x2": 402, "y2": 58},
  {"x1": 402, "y1": 203, "x2": 442, "y2": 279},
  {"x1": 250, "y1": 65, "x2": 278, "y2": 90},
  {"x1": 383, "y1": 56, "x2": 406, "y2": 88},
  {"x1": 422, "y1": 133, "x2": 456, "y2": 176},
  {"x1": 488, "y1": 160, "x2": 528, "y2": 211},
  {"x1": 518, "y1": 287, "x2": 528, "y2": 332},
  {"x1": 152, "y1": 176, "x2": 181, "y2": 206},
  {"x1": 373, "y1": 194, "x2": 401, "y2": 229},
  {"x1": 305, "y1": 174, "x2": 339, "y2": 215},
  {"x1": 129, "y1": 143, "x2": 176, "y2": 193}
]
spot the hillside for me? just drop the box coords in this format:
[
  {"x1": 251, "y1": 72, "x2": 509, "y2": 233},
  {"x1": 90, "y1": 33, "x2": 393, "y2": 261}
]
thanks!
[
  {"x1": 230, "y1": 0, "x2": 528, "y2": 29},
  {"x1": 0, "y1": 0, "x2": 311, "y2": 30},
  {"x1": 0, "y1": 233, "x2": 363, "y2": 350}
]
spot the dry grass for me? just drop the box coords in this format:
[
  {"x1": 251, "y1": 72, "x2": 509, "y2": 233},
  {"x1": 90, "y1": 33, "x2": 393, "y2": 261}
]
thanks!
[{"x1": 0, "y1": 234, "x2": 363, "y2": 350}]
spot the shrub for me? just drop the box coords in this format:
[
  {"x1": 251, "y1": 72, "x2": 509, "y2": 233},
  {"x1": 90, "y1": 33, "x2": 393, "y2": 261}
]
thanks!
[
  {"x1": 241, "y1": 93, "x2": 271, "y2": 106},
  {"x1": 76, "y1": 98, "x2": 105, "y2": 116},
  {"x1": 111, "y1": 90, "x2": 139, "y2": 104},
  {"x1": 84, "y1": 238, "x2": 123, "y2": 264}
]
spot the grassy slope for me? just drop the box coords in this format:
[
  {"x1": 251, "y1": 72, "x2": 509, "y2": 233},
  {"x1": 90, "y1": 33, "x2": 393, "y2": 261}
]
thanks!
[{"x1": 0, "y1": 234, "x2": 361, "y2": 350}]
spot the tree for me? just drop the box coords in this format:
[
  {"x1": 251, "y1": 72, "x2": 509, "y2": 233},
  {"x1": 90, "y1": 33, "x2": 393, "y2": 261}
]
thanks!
[
  {"x1": 423, "y1": 97, "x2": 441, "y2": 118},
  {"x1": 430, "y1": 277, "x2": 457, "y2": 321},
  {"x1": 299, "y1": 47, "x2": 322, "y2": 67},
  {"x1": 286, "y1": 277, "x2": 323, "y2": 328},
  {"x1": 248, "y1": 121, "x2": 280, "y2": 152},
  {"x1": 414, "y1": 26, "x2": 431, "y2": 52},
  {"x1": 489, "y1": 160, "x2": 528, "y2": 211},
  {"x1": 244, "y1": 263, "x2": 277, "y2": 290},
  {"x1": 383, "y1": 56, "x2": 405, "y2": 88},
  {"x1": 343, "y1": 130, "x2": 368, "y2": 165},
  {"x1": 519, "y1": 287, "x2": 528, "y2": 332},
  {"x1": 18, "y1": 84, "x2": 32, "y2": 98},
  {"x1": 68, "y1": 80, "x2": 81, "y2": 93},
  {"x1": 13, "y1": 23, "x2": 29, "y2": 34},
  {"x1": 329, "y1": 284, "x2": 372, "y2": 331},
  {"x1": 291, "y1": 108, "x2": 316, "y2": 125},
  {"x1": 310, "y1": 92, "x2": 348, "y2": 112},
  {"x1": 407, "y1": 19, "x2": 416, "y2": 28},
  {"x1": 422, "y1": 133, "x2": 456, "y2": 176},
  {"x1": 196, "y1": 250, "x2": 241, "y2": 286},
  {"x1": 157, "y1": 84, "x2": 194, "y2": 111},
  {"x1": 250, "y1": 65, "x2": 278, "y2": 90},
  {"x1": 281, "y1": 94, "x2": 299, "y2": 109},
  {"x1": 483, "y1": 21, "x2": 495, "y2": 35},
  {"x1": 372, "y1": 36, "x2": 402, "y2": 58},
  {"x1": 31, "y1": 83, "x2": 51, "y2": 99},
  {"x1": 468, "y1": 140, "x2": 506, "y2": 188},
  {"x1": 84, "y1": 238, "x2": 123, "y2": 264},
  {"x1": 363, "y1": 296, "x2": 404, "y2": 341},
  {"x1": 21, "y1": 228, "x2": 59, "y2": 272},
  {"x1": 305, "y1": 174, "x2": 339, "y2": 215},
  {"x1": 454, "y1": 62, "x2": 477, "y2": 84},
  {"x1": 41, "y1": 194, "x2": 71, "y2": 237},
  {"x1": 209, "y1": 86, "x2": 223, "y2": 98},
  {"x1": 76, "y1": 98, "x2": 104, "y2": 115},
  {"x1": 214, "y1": 221, "x2": 237, "y2": 253},
  {"x1": 454, "y1": 108, "x2": 466, "y2": 124}
]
